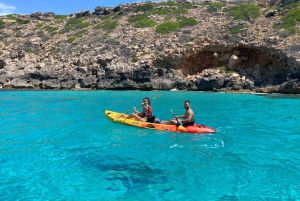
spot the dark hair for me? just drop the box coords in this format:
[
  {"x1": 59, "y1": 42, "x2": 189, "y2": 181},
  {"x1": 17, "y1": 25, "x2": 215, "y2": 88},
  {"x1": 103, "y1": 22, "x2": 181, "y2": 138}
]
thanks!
[
  {"x1": 184, "y1": 100, "x2": 190, "y2": 104},
  {"x1": 144, "y1": 97, "x2": 151, "y2": 105}
]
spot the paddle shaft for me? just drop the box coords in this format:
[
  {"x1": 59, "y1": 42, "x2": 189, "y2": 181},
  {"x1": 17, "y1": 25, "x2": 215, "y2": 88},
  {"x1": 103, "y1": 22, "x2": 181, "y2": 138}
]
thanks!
[
  {"x1": 171, "y1": 109, "x2": 180, "y2": 128},
  {"x1": 123, "y1": 94, "x2": 162, "y2": 115}
]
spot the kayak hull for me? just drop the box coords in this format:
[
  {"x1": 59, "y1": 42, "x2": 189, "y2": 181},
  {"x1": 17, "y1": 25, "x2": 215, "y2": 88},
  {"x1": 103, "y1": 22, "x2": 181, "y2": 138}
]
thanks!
[{"x1": 104, "y1": 110, "x2": 216, "y2": 134}]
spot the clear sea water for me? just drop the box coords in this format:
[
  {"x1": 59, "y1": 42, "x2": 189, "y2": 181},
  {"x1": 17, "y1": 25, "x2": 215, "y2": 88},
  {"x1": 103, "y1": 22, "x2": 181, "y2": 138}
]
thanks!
[{"x1": 1, "y1": 90, "x2": 300, "y2": 201}]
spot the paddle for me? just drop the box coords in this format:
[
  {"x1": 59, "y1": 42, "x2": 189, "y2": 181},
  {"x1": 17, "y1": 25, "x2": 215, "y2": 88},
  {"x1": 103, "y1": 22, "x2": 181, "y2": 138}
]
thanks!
[
  {"x1": 115, "y1": 94, "x2": 162, "y2": 120},
  {"x1": 170, "y1": 109, "x2": 181, "y2": 130}
]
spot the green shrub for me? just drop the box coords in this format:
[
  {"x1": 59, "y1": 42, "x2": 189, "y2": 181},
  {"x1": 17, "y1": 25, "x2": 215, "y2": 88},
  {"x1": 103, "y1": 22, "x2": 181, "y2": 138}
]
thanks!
[
  {"x1": 177, "y1": 16, "x2": 198, "y2": 27},
  {"x1": 274, "y1": 8, "x2": 300, "y2": 33},
  {"x1": 102, "y1": 20, "x2": 118, "y2": 31},
  {"x1": 286, "y1": 27, "x2": 296, "y2": 34},
  {"x1": 93, "y1": 23, "x2": 101, "y2": 29},
  {"x1": 59, "y1": 25, "x2": 73, "y2": 33},
  {"x1": 214, "y1": 66, "x2": 235, "y2": 74},
  {"x1": 43, "y1": 25, "x2": 58, "y2": 32},
  {"x1": 227, "y1": 4, "x2": 260, "y2": 20},
  {"x1": 169, "y1": 8, "x2": 188, "y2": 16},
  {"x1": 75, "y1": 29, "x2": 88, "y2": 37},
  {"x1": 0, "y1": 20, "x2": 5, "y2": 26},
  {"x1": 159, "y1": 1, "x2": 193, "y2": 9},
  {"x1": 94, "y1": 20, "x2": 118, "y2": 32},
  {"x1": 134, "y1": 3, "x2": 154, "y2": 12},
  {"x1": 179, "y1": 3, "x2": 193, "y2": 9},
  {"x1": 282, "y1": 2, "x2": 300, "y2": 10},
  {"x1": 66, "y1": 18, "x2": 84, "y2": 25},
  {"x1": 60, "y1": 18, "x2": 90, "y2": 33},
  {"x1": 76, "y1": 22, "x2": 90, "y2": 29},
  {"x1": 154, "y1": 16, "x2": 197, "y2": 34},
  {"x1": 36, "y1": 23, "x2": 44, "y2": 28},
  {"x1": 160, "y1": 1, "x2": 177, "y2": 7},
  {"x1": 228, "y1": 24, "x2": 244, "y2": 34},
  {"x1": 99, "y1": 14, "x2": 112, "y2": 20},
  {"x1": 150, "y1": 7, "x2": 188, "y2": 16},
  {"x1": 6, "y1": 14, "x2": 16, "y2": 20},
  {"x1": 276, "y1": 17, "x2": 296, "y2": 29},
  {"x1": 156, "y1": 22, "x2": 180, "y2": 34},
  {"x1": 131, "y1": 55, "x2": 137, "y2": 62},
  {"x1": 207, "y1": 2, "x2": 226, "y2": 13},
  {"x1": 54, "y1": 15, "x2": 67, "y2": 20},
  {"x1": 68, "y1": 37, "x2": 76, "y2": 43},
  {"x1": 50, "y1": 31, "x2": 58, "y2": 36},
  {"x1": 18, "y1": 19, "x2": 30, "y2": 24},
  {"x1": 285, "y1": 8, "x2": 300, "y2": 20},
  {"x1": 128, "y1": 14, "x2": 148, "y2": 23},
  {"x1": 133, "y1": 19, "x2": 157, "y2": 28},
  {"x1": 153, "y1": 9, "x2": 169, "y2": 15}
]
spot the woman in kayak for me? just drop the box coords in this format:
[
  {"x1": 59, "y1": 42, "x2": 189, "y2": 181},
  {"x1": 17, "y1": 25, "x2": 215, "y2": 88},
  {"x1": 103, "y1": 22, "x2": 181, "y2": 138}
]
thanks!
[{"x1": 127, "y1": 97, "x2": 153, "y2": 122}]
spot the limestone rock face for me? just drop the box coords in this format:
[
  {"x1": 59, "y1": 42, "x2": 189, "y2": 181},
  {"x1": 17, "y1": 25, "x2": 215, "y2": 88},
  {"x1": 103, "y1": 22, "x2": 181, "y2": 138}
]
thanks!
[
  {"x1": 30, "y1": 12, "x2": 53, "y2": 20},
  {"x1": 0, "y1": 1, "x2": 299, "y2": 93}
]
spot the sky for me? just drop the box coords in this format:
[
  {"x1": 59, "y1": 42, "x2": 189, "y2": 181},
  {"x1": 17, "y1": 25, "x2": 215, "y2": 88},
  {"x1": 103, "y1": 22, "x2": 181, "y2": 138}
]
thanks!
[{"x1": 0, "y1": 0, "x2": 148, "y2": 15}]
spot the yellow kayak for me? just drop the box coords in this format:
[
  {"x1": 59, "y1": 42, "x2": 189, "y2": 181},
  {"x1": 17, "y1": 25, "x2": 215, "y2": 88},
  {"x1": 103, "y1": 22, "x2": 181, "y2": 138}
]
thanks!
[{"x1": 104, "y1": 110, "x2": 216, "y2": 134}]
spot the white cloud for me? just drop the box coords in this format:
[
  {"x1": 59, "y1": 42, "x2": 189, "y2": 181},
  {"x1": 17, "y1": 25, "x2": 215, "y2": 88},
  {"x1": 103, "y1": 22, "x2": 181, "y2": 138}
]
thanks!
[{"x1": 0, "y1": 2, "x2": 16, "y2": 15}]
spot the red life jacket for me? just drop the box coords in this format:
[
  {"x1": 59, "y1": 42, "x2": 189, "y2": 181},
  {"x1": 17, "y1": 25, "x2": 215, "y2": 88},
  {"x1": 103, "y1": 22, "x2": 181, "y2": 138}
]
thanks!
[
  {"x1": 141, "y1": 105, "x2": 152, "y2": 117},
  {"x1": 147, "y1": 106, "x2": 153, "y2": 117}
]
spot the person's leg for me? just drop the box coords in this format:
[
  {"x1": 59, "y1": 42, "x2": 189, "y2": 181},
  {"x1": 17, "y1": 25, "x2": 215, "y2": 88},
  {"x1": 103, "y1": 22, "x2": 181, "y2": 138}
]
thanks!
[
  {"x1": 127, "y1": 113, "x2": 146, "y2": 122},
  {"x1": 165, "y1": 119, "x2": 177, "y2": 125}
]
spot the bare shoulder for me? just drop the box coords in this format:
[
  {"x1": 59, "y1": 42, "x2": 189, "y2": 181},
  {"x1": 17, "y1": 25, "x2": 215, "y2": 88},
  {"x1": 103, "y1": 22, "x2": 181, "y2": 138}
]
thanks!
[{"x1": 188, "y1": 108, "x2": 194, "y2": 114}]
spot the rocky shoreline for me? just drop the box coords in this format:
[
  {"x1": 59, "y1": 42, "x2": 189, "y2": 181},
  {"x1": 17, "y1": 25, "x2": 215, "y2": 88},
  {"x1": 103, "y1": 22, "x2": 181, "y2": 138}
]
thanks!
[{"x1": 0, "y1": 0, "x2": 299, "y2": 93}]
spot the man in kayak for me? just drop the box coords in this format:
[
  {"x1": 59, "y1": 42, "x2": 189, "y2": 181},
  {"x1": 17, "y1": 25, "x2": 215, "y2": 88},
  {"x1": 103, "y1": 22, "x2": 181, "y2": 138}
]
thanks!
[
  {"x1": 126, "y1": 97, "x2": 153, "y2": 122},
  {"x1": 167, "y1": 100, "x2": 194, "y2": 126}
]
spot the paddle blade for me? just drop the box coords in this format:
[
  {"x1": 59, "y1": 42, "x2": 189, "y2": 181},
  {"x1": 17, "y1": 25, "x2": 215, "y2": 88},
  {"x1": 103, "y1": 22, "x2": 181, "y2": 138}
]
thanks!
[
  {"x1": 170, "y1": 109, "x2": 175, "y2": 116},
  {"x1": 152, "y1": 94, "x2": 162, "y2": 100}
]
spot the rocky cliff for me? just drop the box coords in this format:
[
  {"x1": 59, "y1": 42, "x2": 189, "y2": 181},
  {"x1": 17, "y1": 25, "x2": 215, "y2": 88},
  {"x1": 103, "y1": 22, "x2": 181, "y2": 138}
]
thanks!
[{"x1": 0, "y1": 0, "x2": 300, "y2": 93}]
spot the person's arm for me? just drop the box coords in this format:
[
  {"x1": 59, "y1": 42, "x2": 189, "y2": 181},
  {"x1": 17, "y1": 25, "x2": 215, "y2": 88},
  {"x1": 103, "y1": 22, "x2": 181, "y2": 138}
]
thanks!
[
  {"x1": 133, "y1": 107, "x2": 140, "y2": 115},
  {"x1": 175, "y1": 115, "x2": 185, "y2": 119},
  {"x1": 181, "y1": 111, "x2": 193, "y2": 123},
  {"x1": 136, "y1": 105, "x2": 148, "y2": 117}
]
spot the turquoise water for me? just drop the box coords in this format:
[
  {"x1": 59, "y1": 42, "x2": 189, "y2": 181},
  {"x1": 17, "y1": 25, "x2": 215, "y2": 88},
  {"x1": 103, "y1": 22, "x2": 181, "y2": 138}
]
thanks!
[{"x1": 1, "y1": 90, "x2": 300, "y2": 200}]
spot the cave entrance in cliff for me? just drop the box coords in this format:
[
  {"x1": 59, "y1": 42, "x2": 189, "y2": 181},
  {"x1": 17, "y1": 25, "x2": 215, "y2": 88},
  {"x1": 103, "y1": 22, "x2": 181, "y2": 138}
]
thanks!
[{"x1": 175, "y1": 44, "x2": 289, "y2": 85}]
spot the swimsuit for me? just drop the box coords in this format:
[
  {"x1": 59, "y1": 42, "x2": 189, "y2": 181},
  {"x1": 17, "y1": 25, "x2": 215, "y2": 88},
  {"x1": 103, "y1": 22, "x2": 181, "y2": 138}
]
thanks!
[{"x1": 181, "y1": 120, "x2": 194, "y2": 126}]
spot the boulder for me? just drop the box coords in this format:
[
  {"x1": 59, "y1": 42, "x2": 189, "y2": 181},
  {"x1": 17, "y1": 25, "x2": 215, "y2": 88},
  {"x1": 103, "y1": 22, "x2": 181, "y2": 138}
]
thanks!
[
  {"x1": 10, "y1": 51, "x2": 18, "y2": 59},
  {"x1": 18, "y1": 51, "x2": 26, "y2": 58},
  {"x1": 227, "y1": 55, "x2": 242, "y2": 71},
  {"x1": 279, "y1": 80, "x2": 300, "y2": 94},
  {"x1": 265, "y1": 10, "x2": 277, "y2": 18},
  {"x1": 79, "y1": 77, "x2": 93, "y2": 88},
  {"x1": 197, "y1": 74, "x2": 225, "y2": 91},
  {"x1": 219, "y1": 53, "x2": 231, "y2": 62},
  {"x1": 41, "y1": 80, "x2": 61, "y2": 89},
  {"x1": 0, "y1": 60, "x2": 6, "y2": 69}
]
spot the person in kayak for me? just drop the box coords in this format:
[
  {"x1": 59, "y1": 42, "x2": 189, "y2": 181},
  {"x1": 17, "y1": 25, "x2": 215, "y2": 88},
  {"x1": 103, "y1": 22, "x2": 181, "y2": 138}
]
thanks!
[
  {"x1": 127, "y1": 97, "x2": 153, "y2": 122},
  {"x1": 167, "y1": 100, "x2": 194, "y2": 126}
]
